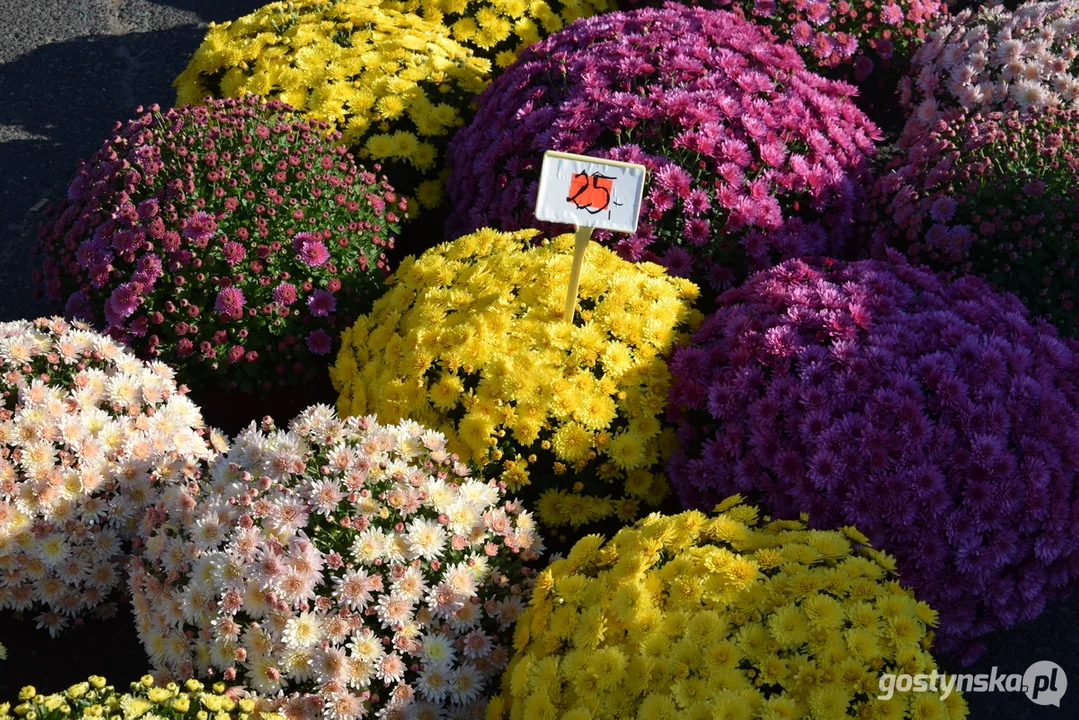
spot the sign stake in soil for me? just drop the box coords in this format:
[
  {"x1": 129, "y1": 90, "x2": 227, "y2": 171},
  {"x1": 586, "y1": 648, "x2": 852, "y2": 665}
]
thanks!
[{"x1": 534, "y1": 150, "x2": 647, "y2": 323}]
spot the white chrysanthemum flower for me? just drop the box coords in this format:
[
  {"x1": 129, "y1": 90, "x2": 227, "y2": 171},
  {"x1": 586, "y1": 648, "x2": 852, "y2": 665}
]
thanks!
[
  {"x1": 36, "y1": 534, "x2": 70, "y2": 568},
  {"x1": 192, "y1": 512, "x2": 227, "y2": 551},
  {"x1": 448, "y1": 662, "x2": 481, "y2": 704},
  {"x1": 352, "y1": 527, "x2": 392, "y2": 563},
  {"x1": 447, "y1": 600, "x2": 482, "y2": 632},
  {"x1": 307, "y1": 478, "x2": 344, "y2": 516},
  {"x1": 1012, "y1": 79, "x2": 1050, "y2": 108},
  {"x1": 179, "y1": 580, "x2": 215, "y2": 625},
  {"x1": 282, "y1": 647, "x2": 319, "y2": 682},
  {"x1": 105, "y1": 373, "x2": 142, "y2": 408},
  {"x1": 283, "y1": 612, "x2": 324, "y2": 649},
  {"x1": 348, "y1": 628, "x2": 386, "y2": 665},
  {"x1": 376, "y1": 592, "x2": 416, "y2": 630},
  {"x1": 405, "y1": 517, "x2": 447, "y2": 561},
  {"x1": 416, "y1": 665, "x2": 451, "y2": 703},
  {"x1": 393, "y1": 565, "x2": 428, "y2": 601},
  {"x1": 246, "y1": 654, "x2": 286, "y2": 694},
  {"x1": 324, "y1": 692, "x2": 366, "y2": 720},
  {"x1": 458, "y1": 479, "x2": 499, "y2": 510},
  {"x1": 419, "y1": 477, "x2": 455, "y2": 514},
  {"x1": 418, "y1": 633, "x2": 456, "y2": 669}
]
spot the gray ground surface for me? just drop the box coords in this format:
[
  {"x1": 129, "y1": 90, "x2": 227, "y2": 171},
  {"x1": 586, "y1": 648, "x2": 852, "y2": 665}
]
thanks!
[
  {"x1": 0, "y1": 0, "x2": 262, "y2": 322},
  {"x1": 0, "y1": 1, "x2": 1076, "y2": 717}
]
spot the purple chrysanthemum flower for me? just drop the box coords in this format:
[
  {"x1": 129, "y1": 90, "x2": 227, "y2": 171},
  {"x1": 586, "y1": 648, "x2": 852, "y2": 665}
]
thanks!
[
  {"x1": 274, "y1": 282, "x2": 299, "y2": 306},
  {"x1": 105, "y1": 282, "x2": 142, "y2": 325},
  {"x1": 445, "y1": 5, "x2": 881, "y2": 290},
  {"x1": 306, "y1": 329, "x2": 333, "y2": 355},
  {"x1": 294, "y1": 232, "x2": 330, "y2": 267},
  {"x1": 306, "y1": 289, "x2": 337, "y2": 317},
  {"x1": 215, "y1": 286, "x2": 246, "y2": 320},
  {"x1": 222, "y1": 241, "x2": 246, "y2": 265},
  {"x1": 181, "y1": 211, "x2": 217, "y2": 243},
  {"x1": 64, "y1": 290, "x2": 91, "y2": 320},
  {"x1": 667, "y1": 252, "x2": 1079, "y2": 663}
]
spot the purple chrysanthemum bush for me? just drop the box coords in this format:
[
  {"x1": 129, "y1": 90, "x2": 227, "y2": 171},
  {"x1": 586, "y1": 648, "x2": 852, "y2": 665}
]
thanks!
[
  {"x1": 36, "y1": 96, "x2": 405, "y2": 396},
  {"x1": 446, "y1": 4, "x2": 881, "y2": 292},
  {"x1": 666, "y1": 255, "x2": 1079, "y2": 662},
  {"x1": 899, "y1": 0, "x2": 1079, "y2": 147},
  {"x1": 868, "y1": 106, "x2": 1079, "y2": 337},
  {"x1": 618, "y1": 0, "x2": 946, "y2": 85}
]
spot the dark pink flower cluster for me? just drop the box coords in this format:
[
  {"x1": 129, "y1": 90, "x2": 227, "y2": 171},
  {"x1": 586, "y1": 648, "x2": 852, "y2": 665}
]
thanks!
[
  {"x1": 445, "y1": 4, "x2": 881, "y2": 292},
  {"x1": 868, "y1": 106, "x2": 1079, "y2": 336},
  {"x1": 666, "y1": 254, "x2": 1079, "y2": 663},
  {"x1": 618, "y1": 0, "x2": 945, "y2": 83},
  {"x1": 36, "y1": 96, "x2": 407, "y2": 394}
]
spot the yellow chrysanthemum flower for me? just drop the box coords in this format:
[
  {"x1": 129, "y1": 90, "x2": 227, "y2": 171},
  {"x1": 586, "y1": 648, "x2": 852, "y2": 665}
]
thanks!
[
  {"x1": 487, "y1": 502, "x2": 965, "y2": 720},
  {"x1": 333, "y1": 228, "x2": 701, "y2": 531},
  {"x1": 175, "y1": 0, "x2": 492, "y2": 211},
  {"x1": 3, "y1": 677, "x2": 283, "y2": 720},
  {"x1": 386, "y1": 0, "x2": 609, "y2": 62}
]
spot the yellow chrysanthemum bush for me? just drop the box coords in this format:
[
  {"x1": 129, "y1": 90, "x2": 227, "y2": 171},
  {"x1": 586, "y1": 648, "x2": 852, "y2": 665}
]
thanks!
[
  {"x1": 0, "y1": 676, "x2": 286, "y2": 720},
  {"x1": 173, "y1": 0, "x2": 492, "y2": 212},
  {"x1": 488, "y1": 497, "x2": 969, "y2": 720},
  {"x1": 384, "y1": 0, "x2": 613, "y2": 68},
  {"x1": 331, "y1": 228, "x2": 702, "y2": 536}
]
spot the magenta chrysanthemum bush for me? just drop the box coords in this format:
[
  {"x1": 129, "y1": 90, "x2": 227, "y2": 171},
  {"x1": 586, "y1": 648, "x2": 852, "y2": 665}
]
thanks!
[
  {"x1": 899, "y1": 0, "x2": 1079, "y2": 147},
  {"x1": 868, "y1": 106, "x2": 1079, "y2": 337},
  {"x1": 36, "y1": 96, "x2": 406, "y2": 395},
  {"x1": 0, "y1": 318, "x2": 217, "y2": 635},
  {"x1": 666, "y1": 256, "x2": 1079, "y2": 662},
  {"x1": 618, "y1": 0, "x2": 945, "y2": 84},
  {"x1": 130, "y1": 406, "x2": 543, "y2": 718},
  {"x1": 445, "y1": 5, "x2": 881, "y2": 291}
]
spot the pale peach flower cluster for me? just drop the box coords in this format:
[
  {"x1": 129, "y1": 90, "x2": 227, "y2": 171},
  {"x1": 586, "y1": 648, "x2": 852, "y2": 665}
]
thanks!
[
  {"x1": 0, "y1": 317, "x2": 216, "y2": 634},
  {"x1": 129, "y1": 406, "x2": 543, "y2": 720},
  {"x1": 900, "y1": 0, "x2": 1079, "y2": 145}
]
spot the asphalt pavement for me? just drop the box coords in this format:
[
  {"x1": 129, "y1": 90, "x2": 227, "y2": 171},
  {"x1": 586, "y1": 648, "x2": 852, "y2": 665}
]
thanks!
[{"x1": 0, "y1": 1, "x2": 263, "y2": 322}]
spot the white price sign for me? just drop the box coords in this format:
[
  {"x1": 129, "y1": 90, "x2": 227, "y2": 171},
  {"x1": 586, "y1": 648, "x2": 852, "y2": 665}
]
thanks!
[{"x1": 534, "y1": 151, "x2": 647, "y2": 233}]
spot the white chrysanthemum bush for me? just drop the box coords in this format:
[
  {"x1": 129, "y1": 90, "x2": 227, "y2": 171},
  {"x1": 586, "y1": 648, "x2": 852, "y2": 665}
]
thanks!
[
  {"x1": 900, "y1": 0, "x2": 1079, "y2": 145},
  {"x1": 129, "y1": 405, "x2": 544, "y2": 720},
  {"x1": 0, "y1": 317, "x2": 215, "y2": 634}
]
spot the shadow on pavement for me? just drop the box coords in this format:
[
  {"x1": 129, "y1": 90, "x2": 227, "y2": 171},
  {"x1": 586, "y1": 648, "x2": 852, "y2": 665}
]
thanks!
[
  {"x1": 144, "y1": 0, "x2": 261, "y2": 23},
  {"x1": 0, "y1": 26, "x2": 208, "y2": 322}
]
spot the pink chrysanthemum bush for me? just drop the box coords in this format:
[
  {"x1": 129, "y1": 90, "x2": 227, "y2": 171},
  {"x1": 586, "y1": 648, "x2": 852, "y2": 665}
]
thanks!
[
  {"x1": 666, "y1": 256, "x2": 1079, "y2": 663},
  {"x1": 36, "y1": 96, "x2": 404, "y2": 396},
  {"x1": 618, "y1": 0, "x2": 946, "y2": 89},
  {"x1": 0, "y1": 317, "x2": 216, "y2": 635},
  {"x1": 899, "y1": 0, "x2": 1079, "y2": 147},
  {"x1": 445, "y1": 5, "x2": 881, "y2": 293},
  {"x1": 129, "y1": 405, "x2": 543, "y2": 720},
  {"x1": 869, "y1": 106, "x2": 1079, "y2": 336}
]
